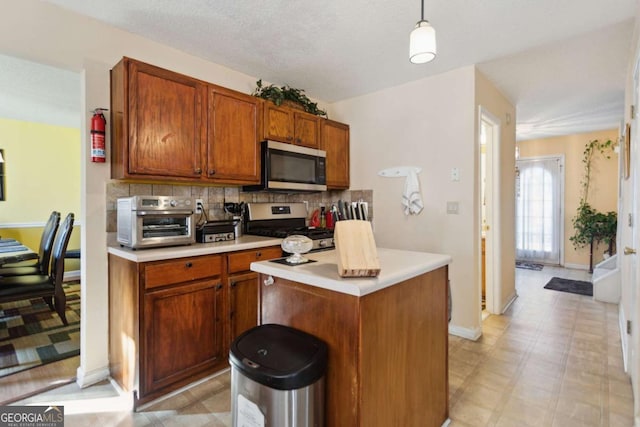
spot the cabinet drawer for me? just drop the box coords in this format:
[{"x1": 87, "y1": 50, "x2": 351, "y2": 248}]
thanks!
[
  {"x1": 144, "y1": 255, "x2": 222, "y2": 290},
  {"x1": 228, "y1": 246, "x2": 282, "y2": 274}
]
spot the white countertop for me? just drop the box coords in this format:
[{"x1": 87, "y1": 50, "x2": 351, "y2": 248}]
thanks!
[
  {"x1": 250, "y1": 248, "x2": 451, "y2": 297},
  {"x1": 107, "y1": 234, "x2": 282, "y2": 263}
]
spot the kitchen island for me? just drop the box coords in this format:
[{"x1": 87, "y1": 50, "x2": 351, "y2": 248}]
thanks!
[{"x1": 251, "y1": 248, "x2": 452, "y2": 427}]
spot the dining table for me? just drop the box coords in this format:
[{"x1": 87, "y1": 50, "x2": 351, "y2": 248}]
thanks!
[{"x1": 0, "y1": 238, "x2": 38, "y2": 267}]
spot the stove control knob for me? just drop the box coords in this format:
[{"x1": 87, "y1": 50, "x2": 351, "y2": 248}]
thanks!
[
  {"x1": 170, "y1": 199, "x2": 177, "y2": 207},
  {"x1": 264, "y1": 275, "x2": 274, "y2": 286},
  {"x1": 319, "y1": 239, "x2": 329, "y2": 247}
]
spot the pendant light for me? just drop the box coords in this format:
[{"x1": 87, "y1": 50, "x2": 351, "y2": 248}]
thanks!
[{"x1": 409, "y1": 0, "x2": 437, "y2": 64}]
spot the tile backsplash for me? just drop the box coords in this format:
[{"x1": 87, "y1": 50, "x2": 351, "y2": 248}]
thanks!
[{"x1": 106, "y1": 182, "x2": 373, "y2": 232}]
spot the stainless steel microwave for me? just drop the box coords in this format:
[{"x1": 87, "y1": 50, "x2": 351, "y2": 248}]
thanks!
[{"x1": 243, "y1": 140, "x2": 327, "y2": 192}]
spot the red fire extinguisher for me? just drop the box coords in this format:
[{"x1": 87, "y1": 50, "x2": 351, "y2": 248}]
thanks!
[{"x1": 91, "y1": 108, "x2": 107, "y2": 163}]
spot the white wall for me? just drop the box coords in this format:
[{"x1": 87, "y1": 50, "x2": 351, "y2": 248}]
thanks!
[{"x1": 331, "y1": 66, "x2": 491, "y2": 334}]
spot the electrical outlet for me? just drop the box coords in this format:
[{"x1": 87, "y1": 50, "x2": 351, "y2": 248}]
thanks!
[{"x1": 195, "y1": 198, "x2": 204, "y2": 214}]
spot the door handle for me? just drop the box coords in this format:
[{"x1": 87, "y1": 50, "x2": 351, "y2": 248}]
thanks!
[{"x1": 624, "y1": 247, "x2": 636, "y2": 255}]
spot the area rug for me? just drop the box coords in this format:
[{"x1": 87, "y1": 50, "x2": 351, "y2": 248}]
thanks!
[
  {"x1": 544, "y1": 277, "x2": 593, "y2": 296},
  {"x1": 516, "y1": 261, "x2": 544, "y2": 271},
  {"x1": 0, "y1": 281, "x2": 80, "y2": 378}
]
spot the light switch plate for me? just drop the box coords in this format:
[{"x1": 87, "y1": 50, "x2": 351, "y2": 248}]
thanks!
[{"x1": 447, "y1": 201, "x2": 459, "y2": 214}]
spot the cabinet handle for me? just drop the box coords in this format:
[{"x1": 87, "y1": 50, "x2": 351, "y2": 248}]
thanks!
[
  {"x1": 264, "y1": 275, "x2": 274, "y2": 286},
  {"x1": 185, "y1": 262, "x2": 193, "y2": 268},
  {"x1": 230, "y1": 282, "x2": 236, "y2": 288},
  {"x1": 256, "y1": 251, "x2": 262, "y2": 258},
  {"x1": 216, "y1": 284, "x2": 223, "y2": 290},
  {"x1": 286, "y1": 136, "x2": 293, "y2": 141},
  {"x1": 209, "y1": 169, "x2": 216, "y2": 175},
  {"x1": 194, "y1": 168, "x2": 202, "y2": 175},
  {"x1": 296, "y1": 138, "x2": 301, "y2": 144}
]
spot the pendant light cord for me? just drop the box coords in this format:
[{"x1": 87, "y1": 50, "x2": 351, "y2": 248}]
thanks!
[{"x1": 421, "y1": 0, "x2": 424, "y2": 21}]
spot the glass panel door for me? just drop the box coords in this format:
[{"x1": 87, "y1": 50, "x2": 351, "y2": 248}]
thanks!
[{"x1": 516, "y1": 157, "x2": 563, "y2": 264}]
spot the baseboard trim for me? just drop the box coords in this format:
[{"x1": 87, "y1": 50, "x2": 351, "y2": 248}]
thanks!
[
  {"x1": 448, "y1": 324, "x2": 482, "y2": 341},
  {"x1": 501, "y1": 291, "x2": 518, "y2": 313},
  {"x1": 563, "y1": 263, "x2": 590, "y2": 271},
  {"x1": 619, "y1": 306, "x2": 629, "y2": 373},
  {"x1": 76, "y1": 365, "x2": 110, "y2": 389}
]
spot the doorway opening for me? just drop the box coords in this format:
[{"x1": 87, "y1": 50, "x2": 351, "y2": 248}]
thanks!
[{"x1": 479, "y1": 107, "x2": 501, "y2": 317}]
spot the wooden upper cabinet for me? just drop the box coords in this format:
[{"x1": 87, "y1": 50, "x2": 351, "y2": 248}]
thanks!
[
  {"x1": 111, "y1": 57, "x2": 204, "y2": 180},
  {"x1": 206, "y1": 86, "x2": 261, "y2": 184},
  {"x1": 294, "y1": 112, "x2": 321, "y2": 148},
  {"x1": 321, "y1": 119, "x2": 350, "y2": 189},
  {"x1": 263, "y1": 103, "x2": 320, "y2": 148},
  {"x1": 264, "y1": 103, "x2": 294, "y2": 143}
]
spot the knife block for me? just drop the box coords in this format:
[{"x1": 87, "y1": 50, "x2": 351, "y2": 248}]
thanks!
[{"x1": 334, "y1": 220, "x2": 380, "y2": 277}]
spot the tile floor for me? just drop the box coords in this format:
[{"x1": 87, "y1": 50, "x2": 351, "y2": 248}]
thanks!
[{"x1": 10, "y1": 265, "x2": 635, "y2": 426}]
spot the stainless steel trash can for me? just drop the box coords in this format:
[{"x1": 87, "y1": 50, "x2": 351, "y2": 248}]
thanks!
[{"x1": 229, "y1": 323, "x2": 328, "y2": 427}]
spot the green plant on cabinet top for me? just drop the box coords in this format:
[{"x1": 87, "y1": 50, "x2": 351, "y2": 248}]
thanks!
[{"x1": 252, "y1": 79, "x2": 327, "y2": 117}]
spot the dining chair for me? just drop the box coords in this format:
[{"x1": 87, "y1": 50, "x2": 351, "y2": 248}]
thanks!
[
  {"x1": 0, "y1": 213, "x2": 74, "y2": 325},
  {"x1": 0, "y1": 211, "x2": 60, "y2": 276}
]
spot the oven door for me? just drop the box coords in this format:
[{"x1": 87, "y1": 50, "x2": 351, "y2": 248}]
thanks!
[{"x1": 133, "y1": 210, "x2": 195, "y2": 248}]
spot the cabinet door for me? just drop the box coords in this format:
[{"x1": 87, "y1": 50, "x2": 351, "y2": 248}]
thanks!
[
  {"x1": 321, "y1": 120, "x2": 350, "y2": 189},
  {"x1": 264, "y1": 103, "x2": 294, "y2": 143},
  {"x1": 127, "y1": 60, "x2": 204, "y2": 178},
  {"x1": 206, "y1": 86, "x2": 261, "y2": 183},
  {"x1": 229, "y1": 272, "x2": 259, "y2": 343},
  {"x1": 294, "y1": 112, "x2": 320, "y2": 148},
  {"x1": 142, "y1": 280, "x2": 223, "y2": 395}
]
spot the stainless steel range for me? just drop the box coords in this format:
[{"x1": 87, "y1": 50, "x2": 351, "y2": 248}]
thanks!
[{"x1": 244, "y1": 202, "x2": 335, "y2": 252}]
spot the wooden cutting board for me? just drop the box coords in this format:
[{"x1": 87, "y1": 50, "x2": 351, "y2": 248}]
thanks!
[{"x1": 334, "y1": 220, "x2": 380, "y2": 277}]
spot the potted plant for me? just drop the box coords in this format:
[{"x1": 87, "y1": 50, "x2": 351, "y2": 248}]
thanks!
[
  {"x1": 252, "y1": 80, "x2": 328, "y2": 118},
  {"x1": 569, "y1": 138, "x2": 617, "y2": 271}
]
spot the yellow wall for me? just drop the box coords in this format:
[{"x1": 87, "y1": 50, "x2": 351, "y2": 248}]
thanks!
[
  {"x1": 0, "y1": 117, "x2": 80, "y2": 223},
  {"x1": 518, "y1": 128, "x2": 619, "y2": 268},
  {"x1": 0, "y1": 117, "x2": 81, "y2": 271}
]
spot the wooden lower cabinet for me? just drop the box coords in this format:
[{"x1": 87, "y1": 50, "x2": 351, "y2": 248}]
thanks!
[
  {"x1": 108, "y1": 245, "x2": 281, "y2": 407},
  {"x1": 228, "y1": 272, "x2": 258, "y2": 343},
  {"x1": 227, "y1": 246, "x2": 282, "y2": 344},
  {"x1": 143, "y1": 279, "x2": 223, "y2": 395},
  {"x1": 260, "y1": 266, "x2": 449, "y2": 427}
]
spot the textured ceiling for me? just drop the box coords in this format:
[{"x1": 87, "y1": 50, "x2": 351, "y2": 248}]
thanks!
[{"x1": 4, "y1": 0, "x2": 638, "y2": 140}]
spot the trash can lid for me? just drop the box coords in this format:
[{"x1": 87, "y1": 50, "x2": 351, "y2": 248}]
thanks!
[{"x1": 229, "y1": 323, "x2": 328, "y2": 390}]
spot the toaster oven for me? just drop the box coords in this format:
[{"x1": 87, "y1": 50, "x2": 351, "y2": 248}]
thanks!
[{"x1": 117, "y1": 195, "x2": 195, "y2": 249}]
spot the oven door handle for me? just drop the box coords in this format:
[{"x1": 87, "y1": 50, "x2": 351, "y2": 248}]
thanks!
[{"x1": 136, "y1": 210, "x2": 193, "y2": 216}]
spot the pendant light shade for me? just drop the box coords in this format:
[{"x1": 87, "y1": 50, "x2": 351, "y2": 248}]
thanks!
[{"x1": 409, "y1": 0, "x2": 436, "y2": 64}]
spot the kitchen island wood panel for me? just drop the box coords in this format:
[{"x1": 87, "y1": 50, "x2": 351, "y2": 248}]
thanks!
[{"x1": 258, "y1": 258, "x2": 449, "y2": 427}]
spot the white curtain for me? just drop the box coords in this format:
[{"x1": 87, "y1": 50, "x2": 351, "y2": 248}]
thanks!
[{"x1": 516, "y1": 157, "x2": 562, "y2": 264}]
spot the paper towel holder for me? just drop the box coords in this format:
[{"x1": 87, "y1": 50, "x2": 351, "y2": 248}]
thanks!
[{"x1": 377, "y1": 166, "x2": 422, "y2": 177}]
